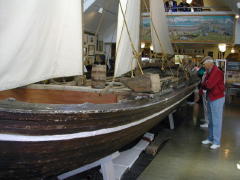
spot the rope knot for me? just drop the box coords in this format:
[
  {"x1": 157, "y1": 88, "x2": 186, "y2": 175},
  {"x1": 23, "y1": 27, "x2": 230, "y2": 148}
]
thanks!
[{"x1": 132, "y1": 50, "x2": 141, "y2": 59}]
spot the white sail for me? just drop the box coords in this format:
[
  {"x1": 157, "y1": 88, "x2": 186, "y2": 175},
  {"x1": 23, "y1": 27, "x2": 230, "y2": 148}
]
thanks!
[
  {"x1": 0, "y1": 0, "x2": 83, "y2": 91},
  {"x1": 150, "y1": 0, "x2": 174, "y2": 54},
  {"x1": 114, "y1": 0, "x2": 140, "y2": 77}
]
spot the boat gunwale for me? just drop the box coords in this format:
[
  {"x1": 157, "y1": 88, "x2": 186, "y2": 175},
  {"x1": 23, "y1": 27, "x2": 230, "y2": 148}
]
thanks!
[
  {"x1": 0, "y1": 92, "x2": 193, "y2": 142},
  {"x1": 0, "y1": 83, "x2": 197, "y2": 114}
]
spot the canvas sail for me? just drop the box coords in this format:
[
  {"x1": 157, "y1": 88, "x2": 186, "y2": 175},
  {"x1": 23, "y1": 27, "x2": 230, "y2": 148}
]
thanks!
[
  {"x1": 0, "y1": 0, "x2": 83, "y2": 91},
  {"x1": 150, "y1": 0, "x2": 174, "y2": 54},
  {"x1": 114, "y1": 0, "x2": 140, "y2": 77}
]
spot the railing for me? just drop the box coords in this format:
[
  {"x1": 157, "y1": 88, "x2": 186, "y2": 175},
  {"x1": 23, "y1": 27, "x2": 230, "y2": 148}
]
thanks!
[{"x1": 164, "y1": 6, "x2": 233, "y2": 13}]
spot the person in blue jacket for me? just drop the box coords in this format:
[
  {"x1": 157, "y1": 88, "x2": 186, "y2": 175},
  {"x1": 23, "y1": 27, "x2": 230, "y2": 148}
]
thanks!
[{"x1": 165, "y1": 0, "x2": 178, "y2": 12}]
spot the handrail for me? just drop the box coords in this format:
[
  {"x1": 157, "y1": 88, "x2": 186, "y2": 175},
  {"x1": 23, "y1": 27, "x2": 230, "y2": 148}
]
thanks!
[
  {"x1": 141, "y1": 11, "x2": 236, "y2": 17},
  {"x1": 143, "y1": 5, "x2": 232, "y2": 13},
  {"x1": 164, "y1": 6, "x2": 231, "y2": 12}
]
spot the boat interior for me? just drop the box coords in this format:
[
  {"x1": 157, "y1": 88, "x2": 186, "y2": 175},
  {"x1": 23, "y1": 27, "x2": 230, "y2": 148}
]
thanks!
[{"x1": 0, "y1": 86, "x2": 120, "y2": 104}]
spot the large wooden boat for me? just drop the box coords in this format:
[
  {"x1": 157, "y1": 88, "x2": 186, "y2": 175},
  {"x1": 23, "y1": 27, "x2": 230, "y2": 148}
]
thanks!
[
  {"x1": 0, "y1": 81, "x2": 196, "y2": 179},
  {"x1": 0, "y1": 0, "x2": 198, "y2": 179}
]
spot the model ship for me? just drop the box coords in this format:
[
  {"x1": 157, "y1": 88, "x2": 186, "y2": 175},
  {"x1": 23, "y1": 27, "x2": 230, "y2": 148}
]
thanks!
[{"x1": 0, "y1": 0, "x2": 198, "y2": 179}]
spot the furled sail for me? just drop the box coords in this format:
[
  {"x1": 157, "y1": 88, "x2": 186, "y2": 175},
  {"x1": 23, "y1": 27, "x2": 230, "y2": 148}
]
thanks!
[
  {"x1": 114, "y1": 0, "x2": 140, "y2": 77},
  {"x1": 0, "y1": 0, "x2": 83, "y2": 91},
  {"x1": 149, "y1": 0, "x2": 174, "y2": 55}
]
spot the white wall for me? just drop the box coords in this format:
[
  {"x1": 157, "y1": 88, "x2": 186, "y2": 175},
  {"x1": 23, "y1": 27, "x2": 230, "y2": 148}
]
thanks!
[{"x1": 102, "y1": 22, "x2": 117, "y2": 43}]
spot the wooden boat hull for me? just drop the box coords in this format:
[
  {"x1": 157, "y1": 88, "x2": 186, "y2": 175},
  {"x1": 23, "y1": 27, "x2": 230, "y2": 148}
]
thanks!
[{"x1": 0, "y1": 83, "x2": 196, "y2": 179}]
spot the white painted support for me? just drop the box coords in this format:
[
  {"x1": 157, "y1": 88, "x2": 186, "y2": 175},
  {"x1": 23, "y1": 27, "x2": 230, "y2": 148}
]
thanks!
[
  {"x1": 101, "y1": 159, "x2": 115, "y2": 180},
  {"x1": 113, "y1": 133, "x2": 154, "y2": 180},
  {"x1": 169, "y1": 113, "x2": 174, "y2": 130},
  {"x1": 169, "y1": 110, "x2": 177, "y2": 130},
  {"x1": 57, "y1": 152, "x2": 120, "y2": 180}
]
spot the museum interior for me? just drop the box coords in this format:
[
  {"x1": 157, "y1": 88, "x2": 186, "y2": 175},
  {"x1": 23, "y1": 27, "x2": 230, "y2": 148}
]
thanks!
[{"x1": 0, "y1": 0, "x2": 240, "y2": 179}]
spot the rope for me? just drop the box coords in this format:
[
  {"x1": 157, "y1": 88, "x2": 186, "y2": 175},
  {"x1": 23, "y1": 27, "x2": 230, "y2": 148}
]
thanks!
[
  {"x1": 143, "y1": 0, "x2": 174, "y2": 77},
  {"x1": 119, "y1": 0, "x2": 144, "y2": 76},
  {"x1": 102, "y1": 0, "x2": 129, "y2": 91},
  {"x1": 103, "y1": 0, "x2": 143, "y2": 92},
  {"x1": 163, "y1": 55, "x2": 175, "y2": 77},
  {"x1": 143, "y1": 0, "x2": 166, "y2": 56},
  {"x1": 112, "y1": 0, "x2": 129, "y2": 83}
]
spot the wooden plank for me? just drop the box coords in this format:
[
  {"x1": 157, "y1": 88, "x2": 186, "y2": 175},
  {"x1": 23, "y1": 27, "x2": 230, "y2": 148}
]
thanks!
[
  {"x1": 120, "y1": 74, "x2": 161, "y2": 93},
  {"x1": 0, "y1": 88, "x2": 118, "y2": 104},
  {"x1": 145, "y1": 130, "x2": 172, "y2": 156}
]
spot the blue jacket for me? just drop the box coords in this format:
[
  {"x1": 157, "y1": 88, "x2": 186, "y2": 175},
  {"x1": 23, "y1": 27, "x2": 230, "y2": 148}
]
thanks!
[{"x1": 165, "y1": 1, "x2": 178, "y2": 12}]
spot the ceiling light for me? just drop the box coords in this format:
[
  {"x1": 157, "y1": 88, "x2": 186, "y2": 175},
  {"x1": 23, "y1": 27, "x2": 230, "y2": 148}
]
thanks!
[
  {"x1": 98, "y1": 7, "x2": 103, "y2": 13},
  {"x1": 235, "y1": 14, "x2": 240, "y2": 19},
  {"x1": 231, "y1": 48, "x2": 236, "y2": 53},
  {"x1": 141, "y1": 42, "x2": 146, "y2": 49},
  {"x1": 187, "y1": 0, "x2": 192, "y2": 4},
  {"x1": 218, "y1": 44, "x2": 227, "y2": 53},
  {"x1": 237, "y1": 2, "x2": 240, "y2": 9},
  {"x1": 237, "y1": 162, "x2": 240, "y2": 170},
  {"x1": 150, "y1": 44, "x2": 154, "y2": 51}
]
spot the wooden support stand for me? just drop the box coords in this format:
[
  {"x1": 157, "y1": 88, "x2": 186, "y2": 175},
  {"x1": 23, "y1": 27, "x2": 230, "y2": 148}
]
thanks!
[
  {"x1": 146, "y1": 131, "x2": 171, "y2": 156},
  {"x1": 57, "y1": 152, "x2": 120, "y2": 180},
  {"x1": 168, "y1": 110, "x2": 176, "y2": 130}
]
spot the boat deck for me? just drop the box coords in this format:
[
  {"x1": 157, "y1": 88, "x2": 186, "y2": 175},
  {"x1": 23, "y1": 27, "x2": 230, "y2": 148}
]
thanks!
[{"x1": 0, "y1": 83, "x2": 132, "y2": 104}]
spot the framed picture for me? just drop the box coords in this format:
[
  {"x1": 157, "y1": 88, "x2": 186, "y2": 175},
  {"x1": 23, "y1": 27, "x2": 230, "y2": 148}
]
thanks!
[
  {"x1": 208, "y1": 51, "x2": 214, "y2": 58},
  {"x1": 83, "y1": 47, "x2": 87, "y2": 56},
  {"x1": 87, "y1": 56, "x2": 95, "y2": 65},
  {"x1": 97, "y1": 40, "x2": 103, "y2": 52},
  {"x1": 142, "y1": 15, "x2": 234, "y2": 43},
  {"x1": 88, "y1": 45, "x2": 95, "y2": 55},
  {"x1": 83, "y1": 34, "x2": 88, "y2": 46},
  {"x1": 88, "y1": 35, "x2": 96, "y2": 45}
]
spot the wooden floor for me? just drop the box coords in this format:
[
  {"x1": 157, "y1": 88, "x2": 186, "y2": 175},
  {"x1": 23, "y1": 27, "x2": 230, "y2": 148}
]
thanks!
[{"x1": 138, "y1": 98, "x2": 240, "y2": 180}]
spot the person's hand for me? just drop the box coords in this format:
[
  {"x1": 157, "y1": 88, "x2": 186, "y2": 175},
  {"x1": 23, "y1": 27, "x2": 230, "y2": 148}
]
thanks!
[
  {"x1": 201, "y1": 73, "x2": 206, "y2": 82},
  {"x1": 195, "y1": 96, "x2": 200, "y2": 103}
]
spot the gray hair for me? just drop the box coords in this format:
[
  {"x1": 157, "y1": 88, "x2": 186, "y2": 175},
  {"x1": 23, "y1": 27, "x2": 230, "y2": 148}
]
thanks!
[{"x1": 201, "y1": 56, "x2": 214, "y2": 64}]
